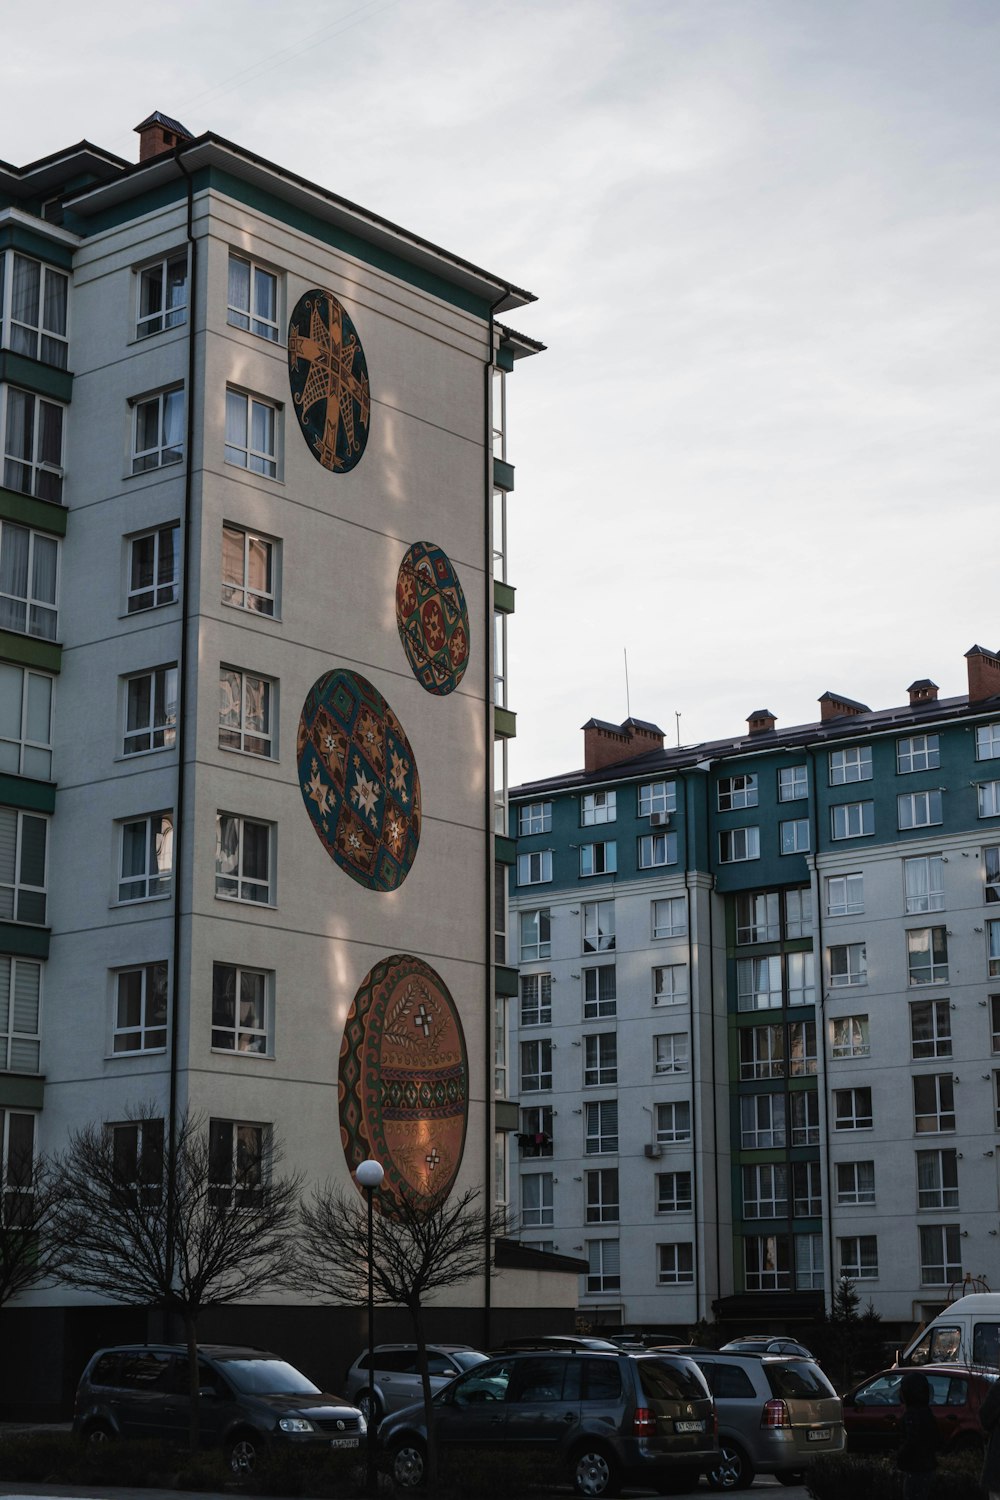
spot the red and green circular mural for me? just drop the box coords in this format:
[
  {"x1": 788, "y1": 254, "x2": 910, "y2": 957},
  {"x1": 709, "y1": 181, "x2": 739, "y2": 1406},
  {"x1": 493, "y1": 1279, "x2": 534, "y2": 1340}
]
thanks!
[
  {"x1": 287, "y1": 289, "x2": 370, "y2": 472},
  {"x1": 395, "y1": 540, "x2": 470, "y2": 696}
]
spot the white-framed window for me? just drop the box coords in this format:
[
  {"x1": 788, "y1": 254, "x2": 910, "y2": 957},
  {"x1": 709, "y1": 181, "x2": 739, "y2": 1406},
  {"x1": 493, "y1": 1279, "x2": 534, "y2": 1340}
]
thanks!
[
  {"x1": 109, "y1": 1117, "x2": 164, "y2": 1203},
  {"x1": 835, "y1": 1087, "x2": 872, "y2": 1130},
  {"x1": 517, "y1": 850, "x2": 552, "y2": 886},
  {"x1": 910, "y1": 999, "x2": 952, "y2": 1060},
  {"x1": 586, "y1": 1167, "x2": 619, "y2": 1224},
  {"x1": 585, "y1": 1100, "x2": 618, "y2": 1154},
  {"x1": 123, "y1": 666, "x2": 177, "y2": 756},
  {"x1": 580, "y1": 841, "x2": 616, "y2": 878},
  {"x1": 791, "y1": 951, "x2": 816, "y2": 1009},
  {"x1": 655, "y1": 1101, "x2": 691, "y2": 1144},
  {"x1": 917, "y1": 1149, "x2": 958, "y2": 1210},
  {"x1": 215, "y1": 813, "x2": 273, "y2": 905},
  {"x1": 586, "y1": 1238, "x2": 620, "y2": 1292},
  {"x1": 657, "y1": 1242, "x2": 694, "y2": 1285},
  {"x1": 791, "y1": 1089, "x2": 820, "y2": 1145},
  {"x1": 780, "y1": 818, "x2": 809, "y2": 854},
  {"x1": 897, "y1": 734, "x2": 940, "y2": 774},
  {"x1": 778, "y1": 764, "x2": 808, "y2": 802},
  {"x1": 785, "y1": 888, "x2": 812, "y2": 938},
  {"x1": 117, "y1": 812, "x2": 173, "y2": 902},
  {"x1": 1, "y1": 386, "x2": 64, "y2": 503},
  {"x1": 639, "y1": 780, "x2": 676, "y2": 817},
  {"x1": 718, "y1": 774, "x2": 758, "y2": 811},
  {"x1": 989, "y1": 920, "x2": 1000, "y2": 977},
  {"x1": 491, "y1": 365, "x2": 506, "y2": 458},
  {"x1": 826, "y1": 872, "x2": 864, "y2": 917},
  {"x1": 581, "y1": 790, "x2": 616, "y2": 825},
  {"x1": 638, "y1": 831, "x2": 678, "y2": 868},
  {"x1": 979, "y1": 782, "x2": 1000, "y2": 818},
  {"x1": 985, "y1": 848, "x2": 1000, "y2": 904},
  {"x1": 656, "y1": 1171, "x2": 692, "y2": 1214},
  {"x1": 793, "y1": 1160, "x2": 822, "y2": 1214},
  {"x1": 907, "y1": 926, "x2": 948, "y2": 986},
  {"x1": 112, "y1": 962, "x2": 167, "y2": 1053},
  {"x1": 0, "y1": 955, "x2": 41, "y2": 1072},
  {"x1": 739, "y1": 1024, "x2": 784, "y2": 1080},
  {"x1": 918, "y1": 1224, "x2": 961, "y2": 1285},
  {"x1": 584, "y1": 1032, "x2": 617, "y2": 1087},
  {"x1": 583, "y1": 900, "x2": 615, "y2": 953},
  {"x1": 222, "y1": 522, "x2": 278, "y2": 616},
  {"x1": 653, "y1": 963, "x2": 688, "y2": 1006},
  {"x1": 126, "y1": 524, "x2": 179, "y2": 613},
  {"x1": 0, "y1": 1110, "x2": 36, "y2": 1220},
  {"x1": 831, "y1": 801, "x2": 874, "y2": 840},
  {"x1": 737, "y1": 955, "x2": 782, "y2": 1011},
  {"x1": 131, "y1": 387, "x2": 184, "y2": 473},
  {"x1": 494, "y1": 992, "x2": 507, "y2": 1097},
  {"x1": 898, "y1": 790, "x2": 942, "y2": 830},
  {"x1": 219, "y1": 667, "x2": 274, "y2": 758},
  {"x1": 0, "y1": 664, "x2": 52, "y2": 779},
  {"x1": 743, "y1": 1162, "x2": 788, "y2": 1218},
  {"x1": 740, "y1": 1093, "x2": 786, "y2": 1149},
  {"x1": 830, "y1": 746, "x2": 872, "y2": 784},
  {"x1": 904, "y1": 855, "x2": 945, "y2": 914},
  {"x1": 520, "y1": 1038, "x2": 552, "y2": 1092},
  {"x1": 914, "y1": 1074, "x2": 955, "y2": 1133},
  {"x1": 0, "y1": 522, "x2": 58, "y2": 641},
  {"x1": 520, "y1": 972, "x2": 552, "y2": 1027},
  {"x1": 225, "y1": 388, "x2": 279, "y2": 478},
  {"x1": 795, "y1": 1233, "x2": 824, "y2": 1290},
  {"x1": 789, "y1": 1020, "x2": 817, "y2": 1076},
  {"x1": 1, "y1": 252, "x2": 68, "y2": 367},
  {"x1": 831, "y1": 1014, "x2": 870, "y2": 1059},
  {"x1": 840, "y1": 1235, "x2": 878, "y2": 1280},
  {"x1": 520, "y1": 1105, "x2": 553, "y2": 1157},
  {"x1": 736, "y1": 892, "x2": 779, "y2": 943},
  {"x1": 136, "y1": 252, "x2": 187, "y2": 338},
  {"x1": 837, "y1": 1160, "x2": 875, "y2": 1206},
  {"x1": 520, "y1": 908, "x2": 551, "y2": 962},
  {"x1": 652, "y1": 896, "x2": 686, "y2": 938},
  {"x1": 719, "y1": 826, "x2": 760, "y2": 863},
  {"x1": 829, "y1": 942, "x2": 867, "y2": 988},
  {"x1": 227, "y1": 253, "x2": 279, "y2": 342},
  {"x1": 208, "y1": 1118, "x2": 268, "y2": 1208},
  {"x1": 745, "y1": 1234, "x2": 790, "y2": 1291},
  {"x1": 521, "y1": 1172, "x2": 554, "y2": 1227},
  {"x1": 654, "y1": 1032, "x2": 688, "y2": 1075},
  {"x1": 0, "y1": 808, "x2": 46, "y2": 924},
  {"x1": 583, "y1": 965, "x2": 616, "y2": 1019},
  {"x1": 518, "y1": 801, "x2": 551, "y2": 835},
  {"x1": 977, "y1": 723, "x2": 1000, "y2": 761},
  {"x1": 211, "y1": 961, "x2": 272, "y2": 1055}
]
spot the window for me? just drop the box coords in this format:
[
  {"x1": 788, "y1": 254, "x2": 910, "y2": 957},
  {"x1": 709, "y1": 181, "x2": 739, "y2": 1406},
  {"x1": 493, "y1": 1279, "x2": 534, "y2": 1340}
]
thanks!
[
  {"x1": 112, "y1": 962, "x2": 167, "y2": 1053},
  {"x1": 518, "y1": 802, "x2": 551, "y2": 835},
  {"x1": 992, "y1": 995, "x2": 1000, "y2": 1052},
  {"x1": 785, "y1": 888, "x2": 812, "y2": 938},
  {"x1": 656, "y1": 1171, "x2": 692, "y2": 1214},
  {"x1": 0, "y1": 808, "x2": 46, "y2": 923},
  {"x1": 657, "y1": 1242, "x2": 694, "y2": 1285},
  {"x1": 126, "y1": 524, "x2": 178, "y2": 613},
  {"x1": 740, "y1": 1093, "x2": 786, "y2": 1149},
  {"x1": 898, "y1": 735, "x2": 940, "y2": 774},
  {"x1": 745, "y1": 1234, "x2": 790, "y2": 1291},
  {"x1": 520, "y1": 909, "x2": 551, "y2": 962},
  {"x1": 639, "y1": 781, "x2": 676, "y2": 817},
  {"x1": 737, "y1": 956, "x2": 782, "y2": 1011},
  {"x1": 211, "y1": 962, "x2": 271, "y2": 1054},
  {"x1": 914, "y1": 1074, "x2": 955, "y2": 1133},
  {"x1": 520, "y1": 1105, "x2": 553, "y2": 1156},
  {"x1": 989, "y1": 920, "x2": 1000, "y2": 977},
  {"x1": 795, "y1": 1233, "x2": 824, "y2": 1290},
  {"x1": 517, "y1": 850, "x2": 552, "y2": 886},
  {"x1": 718, "y1": 774, "x2": 758, "y2": 811},
  {"x1": 225, "y1": 389, "x2": 278, "y2": 478},
  {"x1": 586, "y1": 1168, "x2": 619, "y2": 1224},
  {"x1": 583, "y1": 900, "x2": 615, "y2": 953},
  {"x1": 0, "y1": 1108, "x2": 35, "y2": 1223},
  {"x1": 215, "y1": 813, "x2": 273, "y2": 904},
  {"x1": 584, "y1": 1033, "x2": 617, "y2": 1086},
  {"x1": 791, "y1": 1089, "x2": 819, "y2": 1145},
  {"x1": 652, "y1": 896, "x2": 686, "y2": 938},
  {"x1": 136, "y1": 253, "x2": 187, "y2": 338},
  {"x1": 778, "y1": 764, "x2": 808, "y2": 802},
  {"x1": 219, "y1": 667, "x2": 274, "y2": 757},
  {"x1": 977, "y1": 723, "x2": 1000, "y2": 761},
  {"x1": 910, "y1": 1000, "x2": 952, "y2": 1060},
  {"x1": 831, "y1": 801, "x2": 874, "y2": 839},
  {"x1": 520, "y1": 972, "x2": 552, "y2": 1027},
  {"x1": 840, "y1": 1235, "x2": 878, "y2": 1280},
  {"x1": 835, "y1": 1087, "x2": 872, "y2": 1130},
  {"x1": 580, "y1": 841, "x2": 616, "y2": 877},
  {"x1": 580, "y1": 790, "x2": 615, "y2": 824},
  {"x1": 586, "y1": 1238, "x2": 620, "y2": 1292},
  {"x1": 736, "y1": 892, "x2": 780, "y2": 944},
  {"x1": 740, "y1": 1024, "x2": 784, "y2": 1079},
  {"x1": 0, "y1": 955, "x2": 41, "y2": 1072},
  {"x1": 829, "y1": 943, "x2": 867, "y2": 988},
  {"x1": 830, "y1": 746, "x2": 872, "y2": 784},
  {"x1": 583, "y1": 966, "x2": 616, "y2": 1019},
  {"x1": 979, "y1": 782, "x2": 1000, "y2": 819},
  {"x1": 0, "y1": 664, "x2": 52, "y2": 779},
  {"x1": 793, "y1": 1160, "x2": 822, "y2": 1216},
  {"x1": 837, "y1": 1160, "x2": 875, "y2": 1206},
  {"x1": 2, "y1": 253, "x2": 68, "y2": 366},
  {"x1": 520, "y1": 1038, "x2": 552, "y2": 1092},
  {"x1": 0, "y1": 522, "x2": 58, "y2": 640},
  {"x1": 655, "y1": 1101, "x2": 691, "y2": 1144},
  {"x1": 227, "y1": 254, "x2": 279, "y2": 342},
  {"x1": 653, "y1": 964, "x2": 688, "y2": 1006},
  {"x1": 118, "y1": 812, "x2": 173, "y2": 902},
  {"x1": 743, "y1": 1162, "x2": 788, "y2": 1218},
  {"x1": 780, "y1": 819, "x2": 809, "y2": 854},
  {"x1": 719, "y1": 827, "x2": 759, "y2": 863},
  {"x1": 222, "y1": 523, "x2": 278, "y2": 616},
  {"x1": 907, "y1": 927, "x2": 949, "y2": 986},
  {"x1": 494, "y1": 992, "x2": 507, "y2": 1097},
  {"x1": 826, "y1": 872, "x2": 864, "y2": 916},
  {"x1": 585, "y1": 1100, "x2": 618, "y2": 1154},
  {"x1": 123, "y1": 666, "x2": 177, "y2": 755},
  {"x1": 789, "y1": 1020, "x2": 817, "y2": 1076},
  {"x1": 986, "y1": 848, "x2": 1000, "y2": 904},
  {"x1": 1, "y1": 387, "x2": 64, "y2": 502},
  {"x1": 131, "y1": 387, "x2": 184, "y2": 473},
  {"x1": 638, "y1": 831, "x2": 678, "y2": 868},
  {"x1": 917, "y1": 1149, "x2": 959, "y2": 1210},
  {"x1": 831, "y1": 1014, "x2": 870, "y2": 1059},
  {"x1": 898, "y1": 790, "x2": 942, "y2": 830},
  {"x1": 904, "y1": 856, "x2": 945, "y2": 914},
  {"x1": 919, "y1": 1224, "x2": 961, "y2": 1285},
  {"x1": 521, "y1": 1173, "x2": 554, "y2": 1227},
  {"x1": 110, "y1": 1118, "x2": 164, "y2": 1204},
  {"x1": 654, "y1": 1033, "x2": 688, "y2": 1075},
  {"x1": 208, "y1": 1119, "x2": 267, "y2": 1208}
]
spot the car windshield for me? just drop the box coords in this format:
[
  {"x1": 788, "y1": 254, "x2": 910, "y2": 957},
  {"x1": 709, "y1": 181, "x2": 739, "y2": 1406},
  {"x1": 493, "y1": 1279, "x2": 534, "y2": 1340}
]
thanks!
[
  {"x1": 219, "y1": 1358, "x2": 321, "y2": 1396},
  {"x1": 765, "y1": 1362, "x2": 836, "y2": 1400},
  {"x1": 451, "y1": 1351, "x2": 489, "y2": 1371}
]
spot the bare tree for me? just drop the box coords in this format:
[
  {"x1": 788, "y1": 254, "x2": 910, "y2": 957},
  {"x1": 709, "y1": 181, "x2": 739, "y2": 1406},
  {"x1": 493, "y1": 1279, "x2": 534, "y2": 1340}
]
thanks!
[{"x1": 0, "y1": 1143, "x2": 68, "y2": 1309}]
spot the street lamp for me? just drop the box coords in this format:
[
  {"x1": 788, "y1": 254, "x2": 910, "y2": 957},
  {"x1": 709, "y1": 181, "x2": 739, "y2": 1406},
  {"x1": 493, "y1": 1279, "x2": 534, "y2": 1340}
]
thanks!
[{"x1": 355, "y1": 1158, "x2": 384, "y2": 1497}]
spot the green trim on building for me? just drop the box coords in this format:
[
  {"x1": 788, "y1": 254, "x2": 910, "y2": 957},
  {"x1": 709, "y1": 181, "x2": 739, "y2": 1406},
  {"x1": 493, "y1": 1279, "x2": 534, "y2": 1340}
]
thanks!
[
  {"x1": 494, "y1": 580, "x2": 516, "y2": 615},
  {"x1": 0, "y1": 923, "x2": 49, "y2": 959},
  {"x1": 494, "y1": 707, "x2": 517, "y2": 740},
  {"x1": 494, "y1": 1099, "x2": 520, "y2": 1131},
  {"x1": 0, "y1": 487, "x2": 67, "y2": 537},
  {"x1": 0, "y1": 352, "x2": 72, "y2": 403},
  {"x1": 0, "y1": 1074, "x2": 44, "y2": 1109},
  {"x1": 495, "y1": 347, "x2": 515, "y2": 373},
  {"x1": 0, "y1": 632, "x2": 61, "y2": 673},
  {"x1": 0, "y1": 775, "x2": 54, "y2": 813},
  {"x1": 493, "y1": 458, "x2": 515, "y2": 492},
  {"x1": 495, "y1": 833, "x2": 516, "y2": 866},
  {"x1": 0, "y1": 223, "x2": 75, "y2": 269},
  {"x1": 495, "y1": 964, "x2": 519, "y2": 997}
]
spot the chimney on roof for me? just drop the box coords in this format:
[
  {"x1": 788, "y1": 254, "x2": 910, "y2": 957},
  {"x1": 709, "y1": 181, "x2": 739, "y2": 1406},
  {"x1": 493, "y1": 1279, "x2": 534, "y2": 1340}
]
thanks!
[
  {"x1": 966, "y1": 645, "x2": 1000, "y2": 704},
  {"x1": 747, "y1": 709, "x2": 777, "y2": 736},
  {"x1": 582, "y1": 717, "x2": 665, "y2": 773},
  {"x1": 908, "y1": 679, "x2": 939, "y2": 706},
  {"x1": 134, "y1": 111, "x2": 194, "y2": 163},
  {"x1": 819, "y1": 691, "x2": 871, "y2": 723}
]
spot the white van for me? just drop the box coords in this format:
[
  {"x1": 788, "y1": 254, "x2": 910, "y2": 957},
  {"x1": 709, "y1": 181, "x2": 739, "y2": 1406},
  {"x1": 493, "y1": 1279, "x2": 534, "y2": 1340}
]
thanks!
[{"x1": 900, "y1": 1293, "x2": 1000, "y2": 1368}]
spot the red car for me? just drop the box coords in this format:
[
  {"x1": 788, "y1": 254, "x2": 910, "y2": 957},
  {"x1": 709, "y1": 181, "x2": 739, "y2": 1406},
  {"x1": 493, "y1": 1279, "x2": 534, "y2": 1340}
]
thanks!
[{"x1": 843, "y1": 1364, "x2": 996, "y2": 1456}]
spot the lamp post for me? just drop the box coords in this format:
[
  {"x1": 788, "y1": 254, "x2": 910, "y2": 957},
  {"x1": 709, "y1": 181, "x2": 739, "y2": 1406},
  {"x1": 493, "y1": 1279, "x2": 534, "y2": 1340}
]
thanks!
[{"x1": 355, "y1": 1158, "x2": 384, "y2": 1497}]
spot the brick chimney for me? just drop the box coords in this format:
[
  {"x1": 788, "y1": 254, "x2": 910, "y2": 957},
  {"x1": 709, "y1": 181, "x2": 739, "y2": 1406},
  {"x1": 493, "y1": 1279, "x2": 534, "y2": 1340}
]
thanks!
[
  {"x1": 819, "y1": 691, "x2": 871, "y2": 723},
  {"x1": 582, "y1": 717, "x2": 664, "y2": 773},
  {"x1": 908, "y1": 679, "x2": 939, "y2": 706},
  {"x1": 747, "y1": 708, "x2": 777, "y2": 735},
  {"x1": 134, "y1": 112, "x2": 194, "y2": 163},
  {"x1": 966, "y1": 646, "x2": 1000, "y2": 704}
]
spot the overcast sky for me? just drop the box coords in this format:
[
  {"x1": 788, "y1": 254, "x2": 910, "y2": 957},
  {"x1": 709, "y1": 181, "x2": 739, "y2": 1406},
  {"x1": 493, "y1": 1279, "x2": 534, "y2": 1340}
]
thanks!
[{"x1": 4, "y1": 0, "x2": 998, "y2": 782}]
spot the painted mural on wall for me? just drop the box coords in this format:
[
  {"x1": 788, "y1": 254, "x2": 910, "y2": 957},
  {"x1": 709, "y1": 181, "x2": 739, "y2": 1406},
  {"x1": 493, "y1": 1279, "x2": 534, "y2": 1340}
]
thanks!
[
  {"x1": 395, "y1": 540, "x2": 470, "y2": 696},
  {"x1": 297, "y1": 669, "x2": 421, "y2": 891},
  {"x1": 339, "y1": 954, "x2": 469, "y2": 1212},
  {"x1": 287, "y1": 289, "x2": 370, "y2": 472}
]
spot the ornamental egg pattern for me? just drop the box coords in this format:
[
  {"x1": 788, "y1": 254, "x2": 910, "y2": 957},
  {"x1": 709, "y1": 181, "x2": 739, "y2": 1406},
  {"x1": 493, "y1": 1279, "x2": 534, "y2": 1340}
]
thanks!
[
  {"x1": 395, "y1": 540, "x2": 470, "y2": 696},
  {"x1": 287, "y1": 289, "x2": 370, "y2": 472}
]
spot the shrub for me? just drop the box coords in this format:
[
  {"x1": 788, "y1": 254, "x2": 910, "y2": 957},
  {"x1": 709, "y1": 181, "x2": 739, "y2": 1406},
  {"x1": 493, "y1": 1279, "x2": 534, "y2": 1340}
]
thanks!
[{"x1": 806, "y1": 1449, "x2": 984, "y2": 1500}]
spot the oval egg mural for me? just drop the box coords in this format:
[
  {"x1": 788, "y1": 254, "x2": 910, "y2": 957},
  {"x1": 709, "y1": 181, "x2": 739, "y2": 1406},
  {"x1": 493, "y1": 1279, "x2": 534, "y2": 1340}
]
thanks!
[
  {"x1": 395, "y1": 540, "x2": 470, "y2": 696},
  {"x1": 287, "y1": 289, "x2": 370, "y2": 472}
]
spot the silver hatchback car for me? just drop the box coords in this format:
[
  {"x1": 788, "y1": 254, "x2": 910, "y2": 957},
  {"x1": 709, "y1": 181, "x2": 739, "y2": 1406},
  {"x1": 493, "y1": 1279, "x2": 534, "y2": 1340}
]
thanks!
[{"x1": 344, "y1": 1344, "x2": 487, "y2": 1423}]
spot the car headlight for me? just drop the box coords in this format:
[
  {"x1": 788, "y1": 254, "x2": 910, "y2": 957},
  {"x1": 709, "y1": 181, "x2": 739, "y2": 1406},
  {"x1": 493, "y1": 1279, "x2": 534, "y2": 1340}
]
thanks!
[{"x1": 279, "y1": 1417, "x2": 315, "y2": 1433}]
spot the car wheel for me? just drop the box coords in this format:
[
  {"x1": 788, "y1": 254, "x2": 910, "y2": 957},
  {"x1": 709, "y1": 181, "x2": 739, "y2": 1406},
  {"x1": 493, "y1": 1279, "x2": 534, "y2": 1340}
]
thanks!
[
  {"x1": 707, "y1": 1440, "x2": 754, "y2": 1491},
  {"x1": 392, "y1": 1438, "x2": 427, "y2": 1488},
  {"x1": 83, "y1": 1421, "x2": 114, "y2": 1448},
  {"x1": 357, "y1": 1389, "x2": 382, "y2": 1425},
  {"x1": 571, "y1": 1445, "x2": 621, "y2": 1498},
  {"x1": 227, "y1": 1430, "x2": 264, "y2": 1475}
]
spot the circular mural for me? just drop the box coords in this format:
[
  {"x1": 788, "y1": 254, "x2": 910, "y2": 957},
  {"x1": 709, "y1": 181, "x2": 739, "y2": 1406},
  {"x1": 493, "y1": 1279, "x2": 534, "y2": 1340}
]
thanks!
[
  {"x1": 287, "y1": 289, "x2": 370, "y2": 473},
  {"x1": 297, "y1": 670, "x2": 421, "y2": 892},
  {"x1": 339, "y1": 954, "x2": 468, "y2": 1212},
  {"x1": 395, "y1": 540, "x2": 470, "y2": 696}
]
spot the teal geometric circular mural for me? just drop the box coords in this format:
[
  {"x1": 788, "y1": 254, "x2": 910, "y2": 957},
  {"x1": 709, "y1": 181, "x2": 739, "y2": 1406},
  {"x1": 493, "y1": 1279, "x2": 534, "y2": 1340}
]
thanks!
[
  {"x1": 287, "y1": 289, "x2": 370, "y2": 473},
  {"x1": 395, "y1": 540, "x2": 470, "y2": 696}
]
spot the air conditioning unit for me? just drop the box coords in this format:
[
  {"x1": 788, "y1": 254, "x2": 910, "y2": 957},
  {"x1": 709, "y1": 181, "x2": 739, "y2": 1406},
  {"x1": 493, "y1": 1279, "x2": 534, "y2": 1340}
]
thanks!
[
  {"x1": 644, "y1": 1143, "x2": 663, "y2": 1159},
  {"x1": 650, "y1": 812, "x2": 671, "y2": 828}
]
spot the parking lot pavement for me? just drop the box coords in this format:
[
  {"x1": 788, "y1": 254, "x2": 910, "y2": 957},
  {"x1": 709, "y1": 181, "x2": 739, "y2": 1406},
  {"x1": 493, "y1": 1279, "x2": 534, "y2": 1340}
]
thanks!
[{"x1": 0, "y1": 1482, "x2": 808, "y2": 1500}]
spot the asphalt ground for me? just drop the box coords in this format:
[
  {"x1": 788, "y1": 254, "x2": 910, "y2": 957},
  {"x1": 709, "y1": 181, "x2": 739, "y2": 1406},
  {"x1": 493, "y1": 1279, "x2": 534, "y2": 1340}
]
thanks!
[{"x1": 0, "y1": 1478, "x2": 805, "y2": 1500}]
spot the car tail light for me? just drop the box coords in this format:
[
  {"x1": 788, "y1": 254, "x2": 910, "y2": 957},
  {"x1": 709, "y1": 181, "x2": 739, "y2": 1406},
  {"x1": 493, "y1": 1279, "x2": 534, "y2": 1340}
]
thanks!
[
  {"x1": 761, "y1": 1399, "x2": 790, "y2": 1428},
  {"x1": 633, "y1": 1406, "x2": 656, "y2": 1436}
]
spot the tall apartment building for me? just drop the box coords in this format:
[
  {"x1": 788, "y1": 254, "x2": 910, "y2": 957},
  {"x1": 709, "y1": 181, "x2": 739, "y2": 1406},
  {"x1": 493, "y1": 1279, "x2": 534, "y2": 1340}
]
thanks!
[
  {"x1": 507, "y1": 653, "x2": 1000, "y2": 1341},
  {"x1": 0, "y1": 112, "x2": 554, "y2": 1414}
]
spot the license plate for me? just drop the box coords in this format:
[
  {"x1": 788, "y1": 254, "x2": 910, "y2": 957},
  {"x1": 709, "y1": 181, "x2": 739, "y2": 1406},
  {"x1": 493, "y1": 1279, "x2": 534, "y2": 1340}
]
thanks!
[
  {"x1": 807, "y1": 1428, "x2": 831, "y2": 1442},
  {"x1": 675, "y1": 1420, "x2": 706, "y2": 1433},
  {"x1": 330, "y1": 1437, "x2": 360, "y2": 1449}
]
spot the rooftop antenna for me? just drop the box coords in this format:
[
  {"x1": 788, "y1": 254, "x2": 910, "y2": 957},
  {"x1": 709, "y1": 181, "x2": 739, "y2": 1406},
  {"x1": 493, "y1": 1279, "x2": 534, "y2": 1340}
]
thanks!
[
  {"x1": 624, "y1": 648, "x2": 631, "y2": 719},
  {"x1": 675, "y1": 712, "x2": 682, "y2": 748}
]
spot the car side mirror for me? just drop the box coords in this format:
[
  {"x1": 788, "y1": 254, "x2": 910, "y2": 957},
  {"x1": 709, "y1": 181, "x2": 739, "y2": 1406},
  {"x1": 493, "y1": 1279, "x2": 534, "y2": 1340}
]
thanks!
[
  {"x1": 198, "y1": 1386, "x2": 218, "y2": 1400},
  {"x1": 845, "y1": 1395, "x2": 858, "y2": 1408}
]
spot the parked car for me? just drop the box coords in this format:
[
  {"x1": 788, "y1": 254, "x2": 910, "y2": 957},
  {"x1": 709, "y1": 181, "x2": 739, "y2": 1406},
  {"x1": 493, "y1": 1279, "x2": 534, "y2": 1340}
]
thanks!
[
  {"x1": 721, "y1": 1336, "x2": 815, "y2": 1359},
  {"x1": 652, "y1": 1346, "x2": 844, "y2": 1490},
  {"x1": 900, "y1": 1293, "x2": 1000, "y2": 1369},
  {"x1": 73, "y1": 1343, "x2": 364, "y2": 1474},
  {"x1": 343, "y1": 1343, "x2": 487, "y2": 1422},
  {"x1": 378, "y1": 1345, "x2": 718, "y2": 1495},
  {"x1": 498, "y1": 1335, "x2": 623, "y2": 1352},
  {"x1": 843, "y1": 1364, "x2": 996, "y2": 1456}
]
